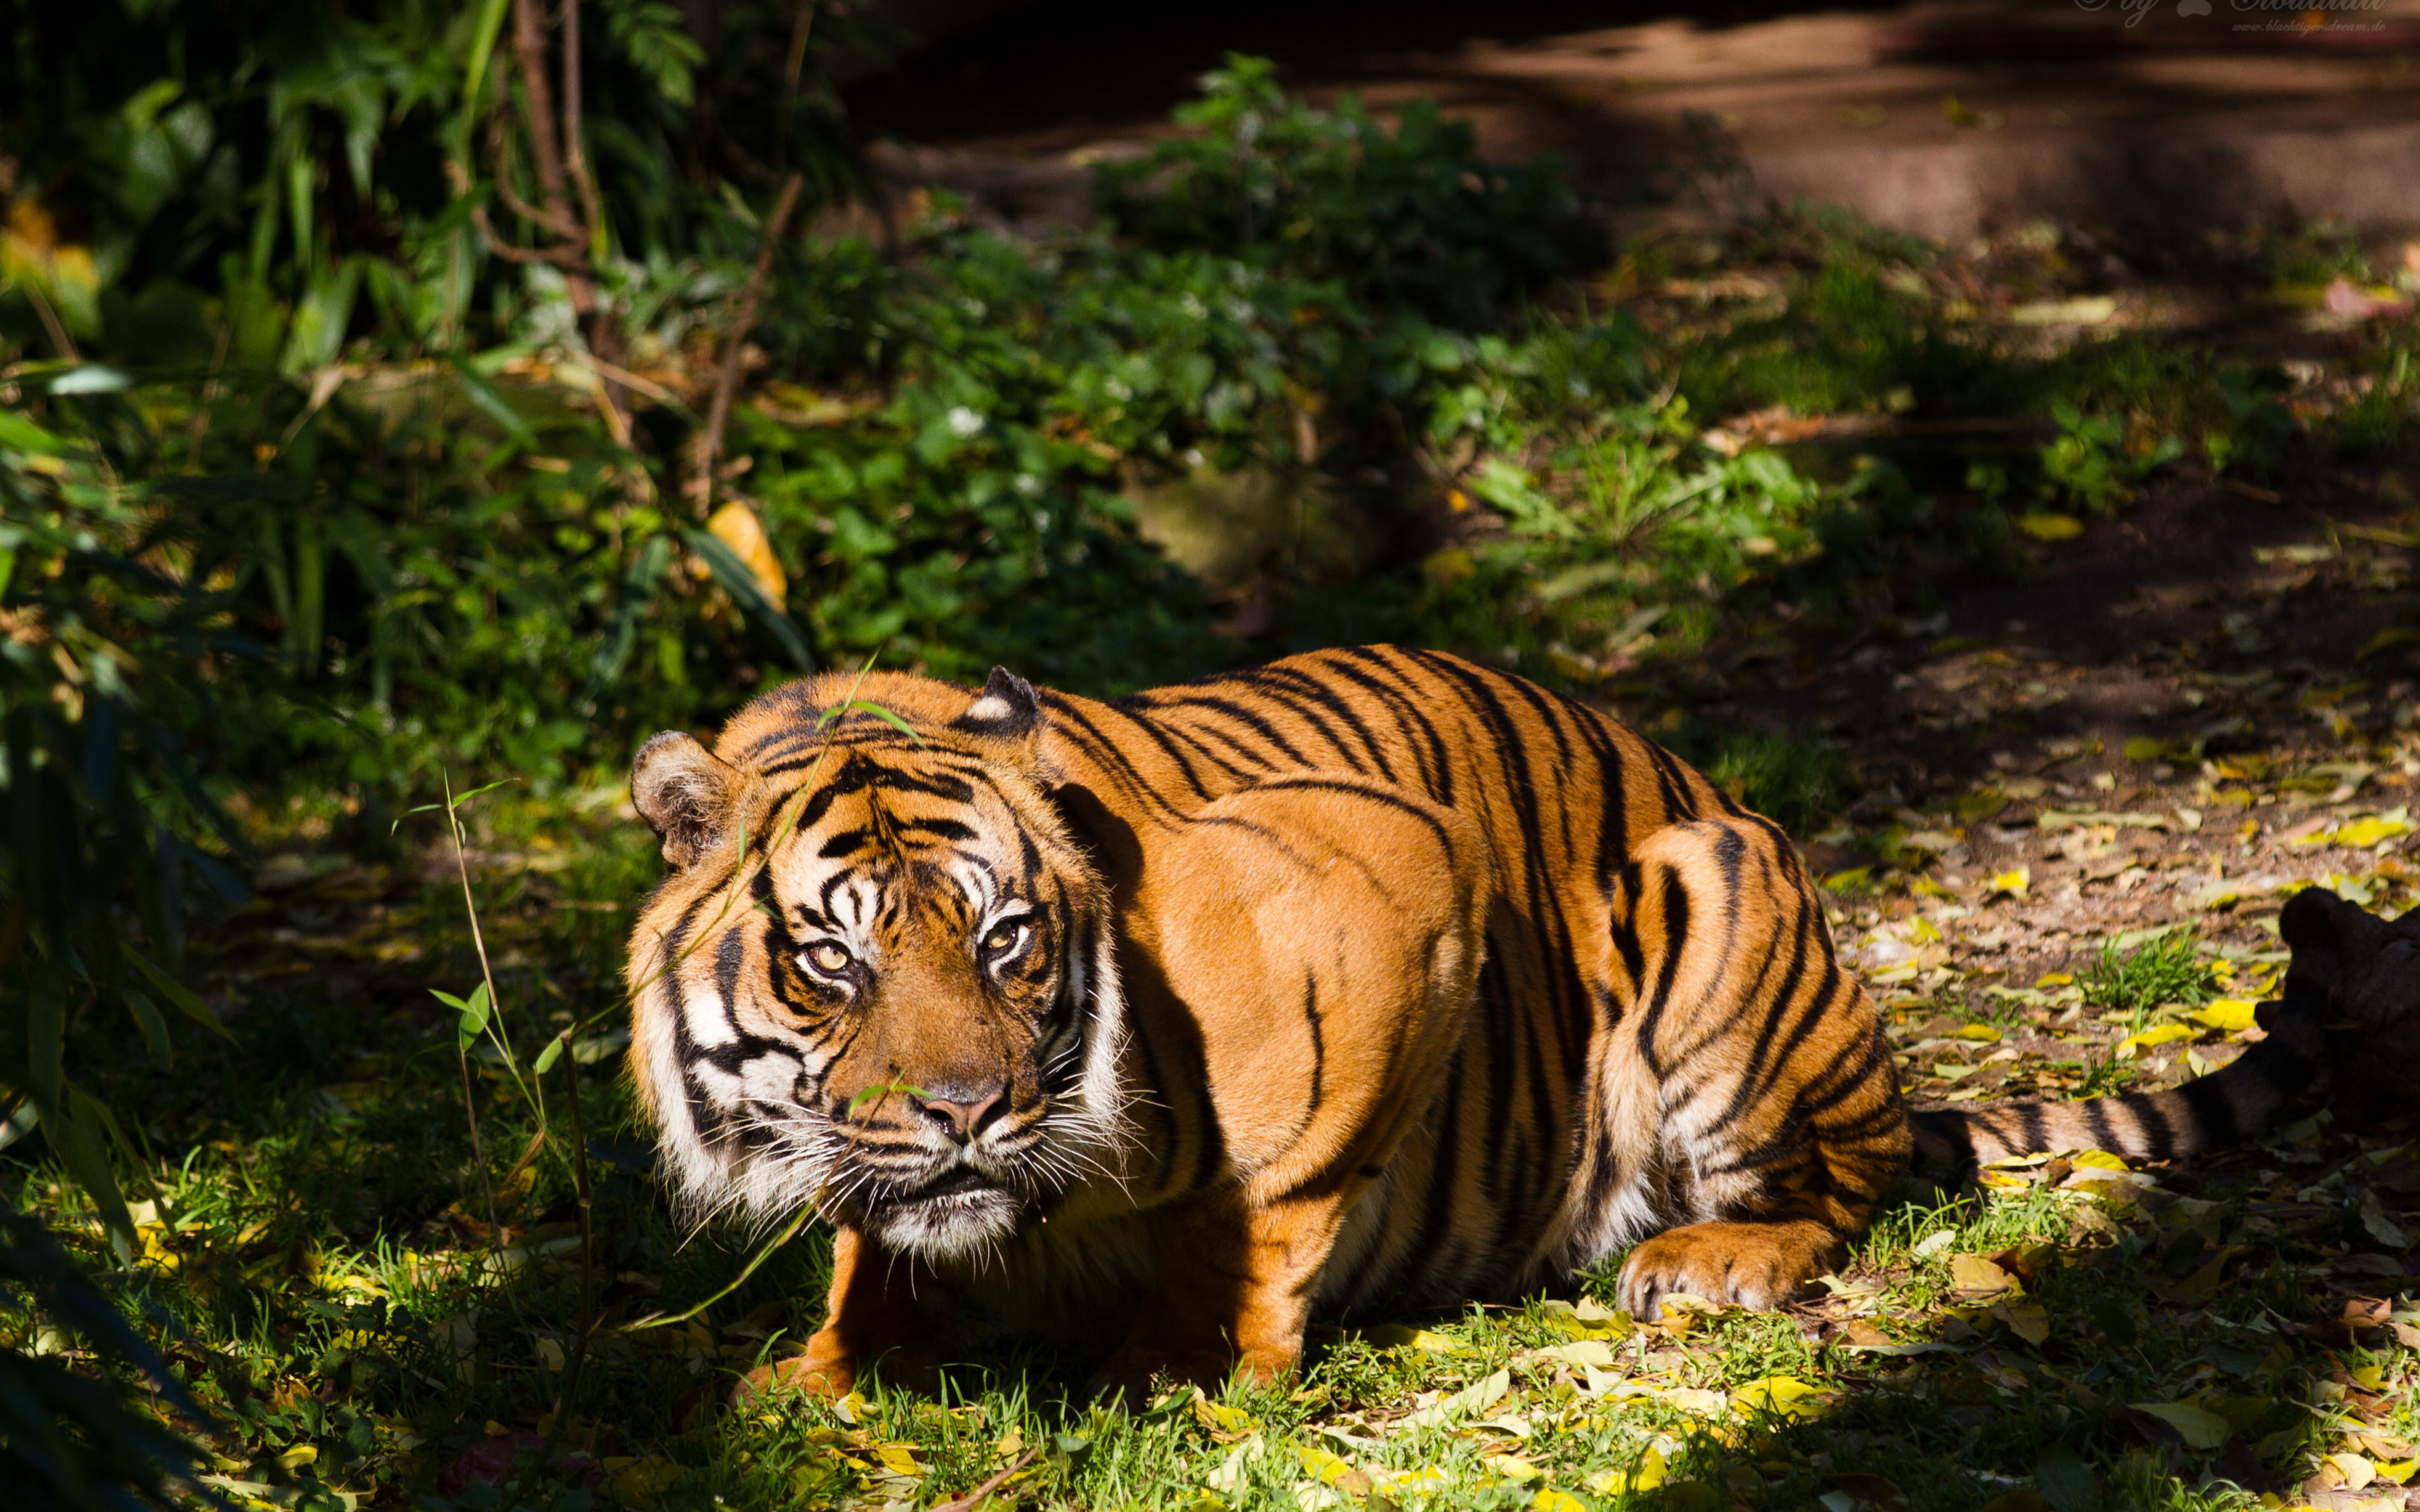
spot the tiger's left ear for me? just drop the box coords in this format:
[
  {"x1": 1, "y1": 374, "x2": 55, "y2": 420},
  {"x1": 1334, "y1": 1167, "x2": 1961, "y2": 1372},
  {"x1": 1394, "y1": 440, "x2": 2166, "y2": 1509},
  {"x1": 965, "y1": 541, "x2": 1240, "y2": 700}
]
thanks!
[{"x1": 951, "y1": 666, "x2": 1044, "y2": 753}]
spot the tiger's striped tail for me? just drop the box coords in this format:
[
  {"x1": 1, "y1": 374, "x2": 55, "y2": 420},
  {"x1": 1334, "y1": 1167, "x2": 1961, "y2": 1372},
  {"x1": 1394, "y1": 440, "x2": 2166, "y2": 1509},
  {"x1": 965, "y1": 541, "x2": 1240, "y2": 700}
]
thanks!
[{"x1": 1910, "y1": 987, "x2": 2327, "y2": 1179}]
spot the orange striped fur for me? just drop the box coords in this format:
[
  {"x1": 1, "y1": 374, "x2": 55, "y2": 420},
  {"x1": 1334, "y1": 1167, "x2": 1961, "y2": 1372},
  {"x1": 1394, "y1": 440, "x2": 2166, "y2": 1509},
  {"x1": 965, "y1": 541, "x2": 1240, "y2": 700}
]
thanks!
[{"x1": 623, "y1": 646, "x2": 2322, "y2": 1398}]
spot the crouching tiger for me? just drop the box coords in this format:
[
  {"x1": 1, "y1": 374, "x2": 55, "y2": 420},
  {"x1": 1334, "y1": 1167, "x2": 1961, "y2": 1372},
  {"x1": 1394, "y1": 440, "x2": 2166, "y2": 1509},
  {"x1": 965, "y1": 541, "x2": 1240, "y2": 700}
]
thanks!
[{"x1": 621, "y1": 645, "x2": 2324, "y2": 1399}]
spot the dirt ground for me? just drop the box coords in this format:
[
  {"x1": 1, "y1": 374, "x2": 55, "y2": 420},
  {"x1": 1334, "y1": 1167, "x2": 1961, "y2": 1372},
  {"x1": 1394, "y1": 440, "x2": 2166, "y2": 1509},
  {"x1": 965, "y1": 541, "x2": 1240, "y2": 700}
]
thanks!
[
  {"x1": 1661, "y1": 460, "x2": 2420, "y2": 1115},
  {"x1": 847, "y1": 0, "x2": 2420, "y2": 247}
]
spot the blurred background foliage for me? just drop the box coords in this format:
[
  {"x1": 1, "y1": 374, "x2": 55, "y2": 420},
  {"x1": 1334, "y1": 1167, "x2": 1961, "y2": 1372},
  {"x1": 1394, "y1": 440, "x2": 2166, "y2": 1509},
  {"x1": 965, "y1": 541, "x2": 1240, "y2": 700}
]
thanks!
[{"x1": 3, "y1": 0, "x2": 2414, "y2": 1499}]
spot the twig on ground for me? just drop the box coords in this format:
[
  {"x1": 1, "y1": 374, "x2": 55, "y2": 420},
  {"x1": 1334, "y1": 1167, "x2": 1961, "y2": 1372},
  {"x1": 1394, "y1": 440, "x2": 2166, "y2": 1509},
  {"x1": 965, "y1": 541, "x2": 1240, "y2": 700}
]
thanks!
[{"x1": 932, "y1": 1449, "x2": 1040, "y2": 1512}]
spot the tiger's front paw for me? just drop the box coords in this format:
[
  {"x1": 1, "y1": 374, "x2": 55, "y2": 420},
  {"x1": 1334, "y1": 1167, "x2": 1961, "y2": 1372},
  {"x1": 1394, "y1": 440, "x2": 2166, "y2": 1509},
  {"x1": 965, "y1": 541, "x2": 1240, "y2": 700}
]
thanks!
[
  {"x1": 1617, "y1": 1220, "x2": 1844, "y2": 1320},
  {"x1": 734, "y1": 1324, "x2": 939, "y2": 1404}
]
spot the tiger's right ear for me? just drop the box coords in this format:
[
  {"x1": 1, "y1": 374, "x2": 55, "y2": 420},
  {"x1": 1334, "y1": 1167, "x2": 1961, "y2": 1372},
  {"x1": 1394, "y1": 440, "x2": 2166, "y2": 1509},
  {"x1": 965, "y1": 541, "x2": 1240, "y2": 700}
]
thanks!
[
  {"x1": 954, "y1": 666, "x2": 1042, "y2": 736},
  {"x1": 632, "y1": 732, "x2": 745, "y2": 869}
]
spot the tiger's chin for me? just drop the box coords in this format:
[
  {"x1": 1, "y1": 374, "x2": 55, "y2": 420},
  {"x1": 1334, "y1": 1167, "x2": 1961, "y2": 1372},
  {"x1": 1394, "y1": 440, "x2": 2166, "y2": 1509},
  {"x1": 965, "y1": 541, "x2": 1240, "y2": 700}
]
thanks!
[{"x1": 862, "y1": 1168, "x2": 1025, "y2": 1265}]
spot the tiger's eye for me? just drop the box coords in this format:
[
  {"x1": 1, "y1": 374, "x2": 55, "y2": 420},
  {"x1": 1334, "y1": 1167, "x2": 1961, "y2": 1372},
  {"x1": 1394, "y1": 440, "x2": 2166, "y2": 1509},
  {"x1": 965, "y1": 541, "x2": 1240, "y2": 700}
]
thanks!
[{"x1": 804, "y1": 942, "x2": 851, "y2": 974}]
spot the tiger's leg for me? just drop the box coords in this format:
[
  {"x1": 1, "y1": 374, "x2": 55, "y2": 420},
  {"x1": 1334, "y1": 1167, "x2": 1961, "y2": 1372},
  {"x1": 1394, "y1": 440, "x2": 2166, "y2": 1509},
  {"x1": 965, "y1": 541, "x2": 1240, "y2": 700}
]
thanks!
[
  {"x1": 742, "y1": 1225, "x2": 948, "y2": 1399},
  {"x1": 1093, "y1": 775, "x2": 1487, "y2": 1397},
  {"x1": 1094, "y1": 1184, "x2": 1360, "y2": 1395},
  {"x1": 1600, "y1": 814, "x2": 1912, "y2": 1319}
]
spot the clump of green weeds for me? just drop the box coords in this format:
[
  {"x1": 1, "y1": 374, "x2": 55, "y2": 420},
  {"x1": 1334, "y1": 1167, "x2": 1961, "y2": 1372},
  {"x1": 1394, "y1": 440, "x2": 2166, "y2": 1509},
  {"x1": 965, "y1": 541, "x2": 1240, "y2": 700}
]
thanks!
[{"x1": 2081, "y1": 928, "x2": 2215, "y2": 1025}]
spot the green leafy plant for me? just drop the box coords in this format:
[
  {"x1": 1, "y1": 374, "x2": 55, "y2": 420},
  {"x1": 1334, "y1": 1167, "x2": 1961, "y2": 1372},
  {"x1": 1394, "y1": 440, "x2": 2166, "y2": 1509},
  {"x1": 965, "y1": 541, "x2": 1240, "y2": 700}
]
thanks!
[
  {"x1": 2039, "y1": 399, "x2": 2183, "y2": 515},
  {"x1": 2081, "y1": 929, "x2": 2215, "y2": 1024}
]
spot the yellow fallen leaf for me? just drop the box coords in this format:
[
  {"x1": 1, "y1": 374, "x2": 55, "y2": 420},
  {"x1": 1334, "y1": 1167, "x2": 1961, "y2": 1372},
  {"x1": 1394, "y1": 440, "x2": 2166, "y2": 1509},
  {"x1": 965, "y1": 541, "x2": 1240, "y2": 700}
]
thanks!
[
  {"x1": 2330, "y1": 1453, "x2": 2378, "y2": 1491},
  {"x1": 2191, "y1": 999, "x2": 2259, "y2": 1032},
  {"x1": 1360, "y1": 1322, "x2": 1465, "y2": 1354},
  {"x1": 2334, "y1": 817, "x2": 2412, "y2": 848},
  {"x1": 1296, "y1": 1443, "x2": 1357, "y2": 1485},
  {"x1": 1952, "y1": 1023, "x2": 2002, "y2": 1043},
  {"x1": 1994, "y1": 1299, "x2": 2050, "y2": 1345},
  {"x1": 276, "y1": 1445, "x2": 318, "y2": 1471},
  {"x1": 1533, "y1": 1339, "x2": 1619, "y2": 1369},
  {"x1": 1663, "y1": 1388, "x2": 1729, "y2": 1416},
  {"x1": 2375, "y1": 1457, "x2": 2417, "y2": 1485},
  {"x1": 1949, "y1": 1255, "x2": 2016, "y2": 1297},
  {"x1": 1733, "y1": 1375, "x2": 1835, "y2": 1421},
  {"x1": 2016, "y1": 512, "x2": 2085, "y2": 543},
  {"x1": 874, "y1": 1443, "x2": 924, "y2": 1477},
  {"x1": 2118, "y1": 1023, "x2": 2196, "y2": 1058},
  {"x1": 1486, "y1": 1453, "x2": 1544, "y2": 1484},
  {"x1": 1655, "y1": 1292, "x2": 1723, "y2": 1318},
  {"x1": 1990, "y1": 867, "x2": 2030, "y2": 898},
  {"x1": 1398, "y1": 1368, "x2": 1512, "y2": 1430},
  {"x1": 1192, "y1": 1396, "x2": 1258, "y2": 1436},
  {"x1": 2035, "y1": 971, "x2": 2074, "y2": 988},
  {"x1": 1533, "y1": 1490, "x2": 1590, "y2": 1512},
  {"x1": 2132, "y1": 1401, "x2": 2232, "y2": 1449},
  {"x1": 1589, "y1": 1446, "x2": 1668, "y2": 1496},
  {"x1": 608, "y1": 1457, "x2": 686, "y2": 1498},
  {"x1": 2072, "y1": 1149, "x2": 2130, "y2": 1171}
]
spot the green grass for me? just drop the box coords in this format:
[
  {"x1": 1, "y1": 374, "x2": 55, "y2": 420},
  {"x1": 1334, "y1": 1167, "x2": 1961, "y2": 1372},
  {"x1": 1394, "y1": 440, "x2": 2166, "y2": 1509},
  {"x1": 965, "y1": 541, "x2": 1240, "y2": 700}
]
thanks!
[
  {"x1": 1674, "y1": 728, "x2": 1853, "y2": 837},
  {"x1": 2080, "y1": 931, "x2": 2218, "y2": 1026}
]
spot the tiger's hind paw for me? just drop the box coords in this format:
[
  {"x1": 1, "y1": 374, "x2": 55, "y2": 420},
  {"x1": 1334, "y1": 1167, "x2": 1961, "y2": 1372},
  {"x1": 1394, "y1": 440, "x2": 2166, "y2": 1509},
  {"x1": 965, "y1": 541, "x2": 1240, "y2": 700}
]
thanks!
[{"x1": 1616, "y1": 1220, "x2": 1844, "y2": 1320}]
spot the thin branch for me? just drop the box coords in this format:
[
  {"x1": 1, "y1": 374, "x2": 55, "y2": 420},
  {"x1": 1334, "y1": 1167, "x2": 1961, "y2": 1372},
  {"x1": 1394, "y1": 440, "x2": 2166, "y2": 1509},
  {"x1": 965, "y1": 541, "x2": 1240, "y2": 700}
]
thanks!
[
  {"x1": 561, "y1": 0, "x2": 606, "y2": 262},
  {"x1": 469, "y1": 206, "x2": 587, "y2": 268},
  {"x1": 486, "y1": 115, "x2": 585, "y2": 242},
  {"x1": 24, "y1": 286, "x2": 80, "y2": 364},
  {"x1": 782, "y1": 1, "x2": 819, "y2": 97},
  {"x1": 567, "y1": 355, "x2": 680, "y2": 407},
  {"x1": 186, "y1": 319, "x2": 233, "y2": 470},
  {"x1": 689, "y1": 171, "x2": 806, "y2": 514},
  {"x1": 508, "y1": 0, "x2": 575, "y2": 228}
]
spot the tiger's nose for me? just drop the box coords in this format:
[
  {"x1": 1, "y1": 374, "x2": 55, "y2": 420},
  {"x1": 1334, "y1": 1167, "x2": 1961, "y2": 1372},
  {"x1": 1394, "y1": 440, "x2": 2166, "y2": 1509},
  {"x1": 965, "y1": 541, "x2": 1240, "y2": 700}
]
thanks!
[{"x1": 911, "y1": 1086, "x2": 1004, "y2": 1144}]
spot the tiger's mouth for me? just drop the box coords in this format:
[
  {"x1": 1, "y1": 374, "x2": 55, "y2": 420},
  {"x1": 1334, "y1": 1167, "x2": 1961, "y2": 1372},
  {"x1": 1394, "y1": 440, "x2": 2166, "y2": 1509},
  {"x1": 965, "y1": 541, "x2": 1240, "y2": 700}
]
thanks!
[
  {"x1": 860, "y1": 1156, "x2": 1026, "y2": 1263},
  {"x1": 910, "y1": 1165, "x2": 997, "y2": 1200}
]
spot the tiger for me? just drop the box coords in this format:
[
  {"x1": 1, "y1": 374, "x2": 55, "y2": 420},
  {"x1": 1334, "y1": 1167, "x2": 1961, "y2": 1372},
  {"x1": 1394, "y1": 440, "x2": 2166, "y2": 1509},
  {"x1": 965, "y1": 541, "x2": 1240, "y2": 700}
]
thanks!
[{"x1": 622, "y1": 644, "x2": 2326, "y2": 1399}]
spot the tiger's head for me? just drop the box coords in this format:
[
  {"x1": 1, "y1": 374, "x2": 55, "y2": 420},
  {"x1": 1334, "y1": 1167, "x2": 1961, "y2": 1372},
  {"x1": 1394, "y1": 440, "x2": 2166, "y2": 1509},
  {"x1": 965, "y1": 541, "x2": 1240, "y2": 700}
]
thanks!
[{"x1": 622, "y1": 667, "x2": 1124, "y2": 1266}]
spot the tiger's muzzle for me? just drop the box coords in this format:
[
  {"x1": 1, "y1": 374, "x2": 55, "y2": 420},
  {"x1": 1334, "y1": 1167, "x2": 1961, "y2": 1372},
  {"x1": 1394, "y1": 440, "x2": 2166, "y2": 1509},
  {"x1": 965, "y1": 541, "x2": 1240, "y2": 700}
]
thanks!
[{"x1": 837, "y1": 1086, "x2": 1041, "y2": 1263}]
